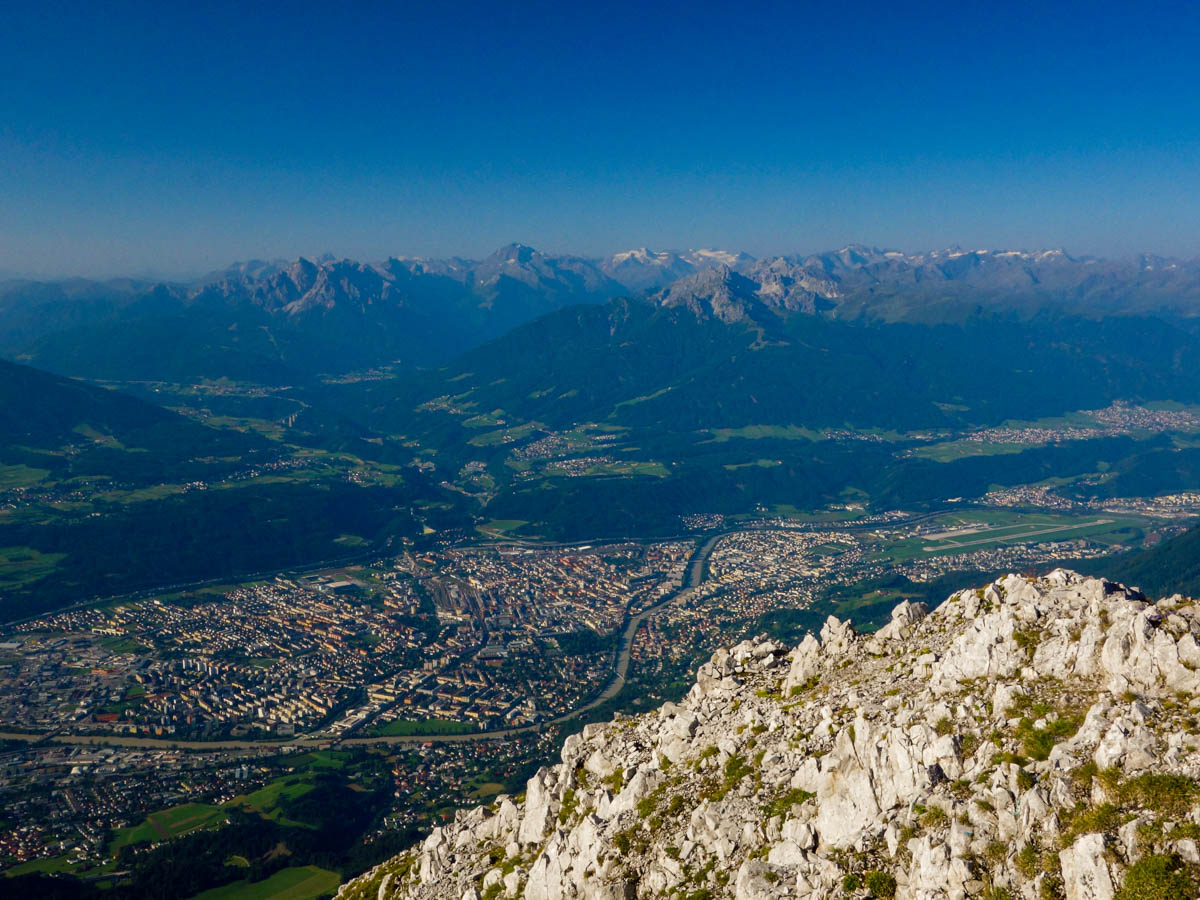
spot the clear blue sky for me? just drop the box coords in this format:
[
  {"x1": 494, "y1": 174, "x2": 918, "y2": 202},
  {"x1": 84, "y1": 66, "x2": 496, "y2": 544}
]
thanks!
[{"x1": 2, "y1": 0, "x2": 1199, "y2": 277}]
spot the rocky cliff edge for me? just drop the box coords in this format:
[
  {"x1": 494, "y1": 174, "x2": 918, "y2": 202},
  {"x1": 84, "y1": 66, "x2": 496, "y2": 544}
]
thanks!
[{"x1": 339, "y1": 570, "x2": 1200, "y2": 900}]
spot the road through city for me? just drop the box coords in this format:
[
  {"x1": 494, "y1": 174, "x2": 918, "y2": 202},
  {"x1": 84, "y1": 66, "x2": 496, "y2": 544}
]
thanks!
[{"x1": 0, "y1": 531, "x2": 722, "y2": 752}]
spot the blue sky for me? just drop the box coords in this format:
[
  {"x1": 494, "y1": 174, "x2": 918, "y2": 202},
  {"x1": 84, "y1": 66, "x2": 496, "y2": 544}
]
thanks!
[{"x1": 2, "y1": 0, "x2": 1199, "y2": 277}]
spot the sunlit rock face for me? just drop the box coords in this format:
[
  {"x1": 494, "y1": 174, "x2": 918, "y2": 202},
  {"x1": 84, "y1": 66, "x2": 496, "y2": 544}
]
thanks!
[{"x1": 341, "y1": 570, "x2": 1200, "y2": 900}]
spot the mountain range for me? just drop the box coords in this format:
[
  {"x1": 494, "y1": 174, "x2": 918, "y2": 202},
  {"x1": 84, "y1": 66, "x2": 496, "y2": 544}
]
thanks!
[
  {"x1": 8, "y1": 243, "x2": 1200, "y2": 535},
  {"x1": 8, "y1": 242, "x2": 1200, "y2": 573},
  {"x1": 5, "y1": 244, "x2": 1200, "y2": 384}
]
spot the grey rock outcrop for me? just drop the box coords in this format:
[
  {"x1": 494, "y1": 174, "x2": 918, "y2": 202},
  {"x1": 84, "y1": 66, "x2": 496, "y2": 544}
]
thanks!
[{"x1": 340, "y1": 571, "x2": 1200, "y2": 900}]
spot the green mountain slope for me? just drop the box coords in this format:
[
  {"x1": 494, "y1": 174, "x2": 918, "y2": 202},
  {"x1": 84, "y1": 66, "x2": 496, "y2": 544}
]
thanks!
[
  {"x1": 369, "y1": 295, "x2": 1200, "y2": 437},
  {"x1": 0, "y1": 360, "x2": 452, "y2": 621},
  {"x1": 327, "y1": 293, "x2": 1200, "y2": 539},
  {"x1": 0, "y1": 357, "x2": 262, "y2": 486}
]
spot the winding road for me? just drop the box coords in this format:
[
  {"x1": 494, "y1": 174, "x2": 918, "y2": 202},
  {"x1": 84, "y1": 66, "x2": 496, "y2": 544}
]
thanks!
[
  {"x1": 1, "y1": 512, "x2": 956, "y2": 753},
  {"x1": 0, "y1": 532, "x2": 720, "y2": 752}
]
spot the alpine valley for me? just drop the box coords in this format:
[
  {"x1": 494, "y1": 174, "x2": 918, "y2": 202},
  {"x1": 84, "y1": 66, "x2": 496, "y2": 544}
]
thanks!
[
  {"x1": 7, "y1": 245, "x2": 1200, "y2": 900},
  {"x1": 6, "y1": 244, "x2": 1200, "y2": 617}
]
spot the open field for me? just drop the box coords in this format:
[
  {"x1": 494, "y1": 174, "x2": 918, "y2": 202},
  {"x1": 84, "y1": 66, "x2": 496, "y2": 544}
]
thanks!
[
  {"x1": 201, "y1": 416, "x2": 287, "y2": 440},
  {"x1": 368, "y1": 718, "x2": 479, "y2": 737},
  {"x1": 708, "y1": 424, "x2": 818, "y2": 442},
  {"x1": 228, "y1": 778, "x2": 315, "y2": 826},
  {"x1": 0, "y1": 464, "x2": 50, "y2": 489},
  {"x1": 476, "y1": 519, "x2": 529, "y2": 537},
  {"x1": 723, "y1": 458, "x2": 783, "y2": 470},
  {"x1": 922, "y1": 518, "x2": 1115, "y2": 551},
  {"x1": 468, "y1": 780, "x2": 505, "y2": 800},
  {"x1": 288, "y1": 750, "x2": 349, "y2": 772},
  {"x1": 468, "y1": 423, "x2": 539, "y2": 446},
  {"x1": 462, "y1": 410, "x2": 507, "y2": 428},
  {"x1": 187, "y1": 865, "x2": 341, "y2": 900},
  {"x1": 583, "y1": 460, "x2": 668, "y2": 477},
  {"x1": 0, "y1": 546, "x2": 66, "y2": 590},
  {"x1": 4, "y1": 853, "x2": 85, "y2": 877},
  {"x1": 909, "y1": 440, "x2": 1032, "y2": 462},
  {"x1": 97, "y1": 634, "x2": 143, "y2": 654},
  {"x1": 109, "y1": 802, "x2": 227, "y2": 851}
]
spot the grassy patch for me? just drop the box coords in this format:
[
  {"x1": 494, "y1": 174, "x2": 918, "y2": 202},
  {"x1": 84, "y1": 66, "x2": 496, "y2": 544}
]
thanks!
[
  {"x1": 367, "y1": 718, "x2": 478, "y2": 737},
  {"x1": 202, "y1": 417, "x2": 287, "y2": 440},
  {"x1": 110, "y1": 802, "x2": 228, "y2": 852},
  {"x1": 4, "y1": 853, "x2": 84, "y2": 876},
  {"x1": 1060, "y1": 802, "x2": 1125, "y2": 844},
  {"x1": 1118, "y1": 773, "x2": 1200, "y2": 819},
  {"x1": 227, "y1": 779, "x2": 316, "y2": 827},
  {"x1": 1115, "y1": 854, "x2": 1200, "y2": 900},
  {"x1": 723, "y1": 459, "x2": 784, "y2": 470},
  {"x1": 476, "y1": 519, "x2": 528, "y2": 536},
  {"x1": 97, "y1": 634, "x2": 142, "y2": 655},
  {"x1": 910, "y1": 440, "x2": 1033, "y2": 462},
  {"x1": 95, "y1": 483, "x2": 189, "y2": 504},
  {"x1": 462, "y1": 410, "x2": 507, "y2": 429},
  {"x1": 611, "y1": 387, "x2": 672, "y2": 411},
  {"x1": 187, "y1": 865, "x2": 341, "y2": 900},
  {"x1": 288, "y1": 751, "x2": 349, "y2": 773},
  {"x1": 468, "y1": 423, "x2": 538, "y2": 446},
  {"x1": 468, "y1": 781, "x2": 505, "y2": 800},
  {"x1": 0, "y1": 545, "x2": 67, "y2": 590},
  {"x1": 762, "y1": 787, "x2": 815, "y2": 820},
  {"x1": 708, "y1": 425, "x2": 818, "y2": 442},
  {"x1": 0, "y1": 464, "x2": 50, "y2": 489},
  {"x1": 872, "y1": 511, "x2": 1147, "y2": 563},
  {"x1": 1016, "y1": 713, "x2": 1084, "y2": 761}
]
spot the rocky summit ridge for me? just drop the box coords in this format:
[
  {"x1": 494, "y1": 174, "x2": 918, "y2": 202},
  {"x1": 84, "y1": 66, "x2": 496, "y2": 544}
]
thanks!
[{"x1": 340, "y1": 570, "x2": 1200, "y2": 900}]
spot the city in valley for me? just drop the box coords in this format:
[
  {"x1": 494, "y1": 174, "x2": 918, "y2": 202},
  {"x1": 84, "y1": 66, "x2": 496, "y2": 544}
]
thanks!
[{"x1": 3, "y1": 488, "x2": 1199, "y2": 878}]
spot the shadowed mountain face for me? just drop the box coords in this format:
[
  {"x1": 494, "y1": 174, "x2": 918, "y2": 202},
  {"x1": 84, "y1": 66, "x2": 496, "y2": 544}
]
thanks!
[
  {"x1": 364, "y1": 292, "x2": 1200, "y2": 438},
  {"x1": 0, "y1": 356, "x2": 172, "y2": 445},
  {"x1": 0, "y1": 246, "x2": 627, "y2": 382},
  {"x1": 0, "y1": 357, "x2": 262, "y2": 483},
  {"x1": 3, "y1": 244, "x2": 1200, "y2": 384},
  {"x1": 0, "y1": 359, "x2": 445, "y2": 621}
]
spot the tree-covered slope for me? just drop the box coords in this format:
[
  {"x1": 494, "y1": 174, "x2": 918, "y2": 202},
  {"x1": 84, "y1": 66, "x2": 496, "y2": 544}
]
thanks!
[
  {"x1": 1084, "y1": 521, "x2": 1200, "y2": 599},
  {"x1": 0, "y1": 358, "x2": 262, "y2": 484},
  {"x1": 368, "y1": 295, "x2": 1200, "y2": 439}
]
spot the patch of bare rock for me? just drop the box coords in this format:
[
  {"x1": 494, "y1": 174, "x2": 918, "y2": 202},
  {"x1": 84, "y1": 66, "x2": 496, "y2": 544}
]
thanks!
[{"x1": 339, "y1": 570, "x2": 1200, "y2": 900}]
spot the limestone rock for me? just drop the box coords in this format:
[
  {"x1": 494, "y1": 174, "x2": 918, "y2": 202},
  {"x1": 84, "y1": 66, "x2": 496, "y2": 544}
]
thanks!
[
  {"x1": 1059, "y1": 833, "x2": 1115, "y2": 900},
  {"x1": 337, "y1": 571, "x2": 1200, "y2": 900}
]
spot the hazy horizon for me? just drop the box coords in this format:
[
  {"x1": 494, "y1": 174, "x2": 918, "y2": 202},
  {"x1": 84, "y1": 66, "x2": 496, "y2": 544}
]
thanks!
[
  {"x1": 2, "y1": 240, "x2": 1198, "y2": 285},
  {"x1": 3, "y1": 0, "x2": 1199, "y2": 278}
]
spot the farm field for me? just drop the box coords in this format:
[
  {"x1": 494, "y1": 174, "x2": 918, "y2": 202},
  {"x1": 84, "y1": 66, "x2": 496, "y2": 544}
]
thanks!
[
  {"x1": 227, "y1": 778, "x2": 316, "y2": 827},
  {"x1": 187, "y1": 865, "x2": 341, "y2": 900},
  {"x1": 368, "y1": 718, "x2": 479, "y2": 737},
  {"x1": 109, "y1": 802, "x2": 227, "y2": 852}
]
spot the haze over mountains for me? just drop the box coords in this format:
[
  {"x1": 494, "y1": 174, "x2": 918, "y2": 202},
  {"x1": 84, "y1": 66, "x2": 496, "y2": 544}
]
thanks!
[{"x1": 5, "y1": 243, "x2": 1200, "y2": 385}]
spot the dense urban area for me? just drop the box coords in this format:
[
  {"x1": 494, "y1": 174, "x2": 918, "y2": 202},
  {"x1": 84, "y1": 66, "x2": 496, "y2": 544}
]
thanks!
[{"x1": 4, "y1": 473, "x2": 1200, "y2": 896}]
